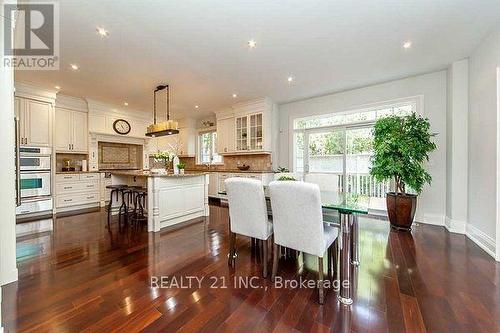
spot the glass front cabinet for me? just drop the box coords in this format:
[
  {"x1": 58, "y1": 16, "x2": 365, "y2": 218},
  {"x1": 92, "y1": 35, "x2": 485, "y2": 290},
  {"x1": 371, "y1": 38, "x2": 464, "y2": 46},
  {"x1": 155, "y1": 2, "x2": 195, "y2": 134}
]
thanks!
[{"x1": 235, "y1": 113, "x2": 263, "y2": 151}]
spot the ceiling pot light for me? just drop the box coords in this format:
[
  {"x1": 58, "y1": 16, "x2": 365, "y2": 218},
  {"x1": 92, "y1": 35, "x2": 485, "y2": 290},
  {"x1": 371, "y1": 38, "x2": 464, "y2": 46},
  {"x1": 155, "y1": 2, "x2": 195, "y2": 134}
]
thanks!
[
  {"x1": 232, "y1": 93, "x2": 237, "y2": 98},
  {"x1": 124, "y1": 102, "x2": 129, "y2": 106},
  {"x1": 287, "y1": 76, "x2": 294, "y2": 83},
  {"x1": 248, "y1": 39, "x2": 256, "y2": 48},
  {"x1": 145, "y1": 84, "x2": 179, "y2": 137},
  {"x1": 195, "y1": 105, "x2": 199, "y2": 109},
  {"x1": 96, "y1": 27, "x2": 109, "y2": 37},
  {"x1": 71, "y1": 64, "x2": 79, "y2": 70},
  {"x1": 54, "y1": 85, "x2": 61, "y2": 90},
  {"x1": 403, "y1": 41, "x2": 412, "y2": 49}
]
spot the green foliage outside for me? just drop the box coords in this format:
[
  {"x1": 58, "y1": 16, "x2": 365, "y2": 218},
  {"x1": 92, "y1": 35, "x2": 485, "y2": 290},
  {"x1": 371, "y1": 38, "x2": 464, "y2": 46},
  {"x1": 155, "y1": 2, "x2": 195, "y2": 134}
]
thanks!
[{"x1": 370, "y1": 113, "x2": 436, "y2": 194}]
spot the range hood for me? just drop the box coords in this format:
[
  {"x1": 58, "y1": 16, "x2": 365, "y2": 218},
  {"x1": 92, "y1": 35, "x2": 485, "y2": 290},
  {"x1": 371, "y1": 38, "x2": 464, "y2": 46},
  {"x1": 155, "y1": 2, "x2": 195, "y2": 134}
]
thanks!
[{"x1": 145, "y1": 84, "x2": 179, "y2": 137}]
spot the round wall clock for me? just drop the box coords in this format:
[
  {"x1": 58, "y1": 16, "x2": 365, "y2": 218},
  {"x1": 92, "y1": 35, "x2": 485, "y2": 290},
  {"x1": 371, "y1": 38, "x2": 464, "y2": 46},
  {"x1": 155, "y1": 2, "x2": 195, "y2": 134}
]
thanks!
[{"x1": 113, "y1": 119, "x2": 131, "y2": 135}]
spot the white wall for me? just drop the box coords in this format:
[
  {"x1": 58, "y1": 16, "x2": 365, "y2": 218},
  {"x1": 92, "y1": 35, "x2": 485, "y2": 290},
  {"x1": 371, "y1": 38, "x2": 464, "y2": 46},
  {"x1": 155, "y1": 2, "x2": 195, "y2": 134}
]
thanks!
[
  {"x1": 468, "y1": 24, "x2": 500, "y2": 258},
  {"x1": 0, "y1": 4, "x2": 19, "y2": 331},
  {"x1": 445, "y1": 59, "x2": 469, "y2": 234},
  {"x1": 278, "y1": 71, "x2": 447, "y2": 225}
]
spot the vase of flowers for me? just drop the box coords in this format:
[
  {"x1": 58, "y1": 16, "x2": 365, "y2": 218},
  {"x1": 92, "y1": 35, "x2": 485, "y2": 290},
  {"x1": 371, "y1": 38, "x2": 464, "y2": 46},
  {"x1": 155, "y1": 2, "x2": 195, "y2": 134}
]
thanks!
[{"x1": 153, "y1": 151, "x2": 174, "y2": 173}]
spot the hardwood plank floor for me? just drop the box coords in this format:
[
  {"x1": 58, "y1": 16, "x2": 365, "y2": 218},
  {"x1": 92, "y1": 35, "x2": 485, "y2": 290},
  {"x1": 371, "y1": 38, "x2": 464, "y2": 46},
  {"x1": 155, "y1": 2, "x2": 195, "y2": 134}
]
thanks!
[{"x1": 3, "y1": 203, "x2": 500, "y2": 332}]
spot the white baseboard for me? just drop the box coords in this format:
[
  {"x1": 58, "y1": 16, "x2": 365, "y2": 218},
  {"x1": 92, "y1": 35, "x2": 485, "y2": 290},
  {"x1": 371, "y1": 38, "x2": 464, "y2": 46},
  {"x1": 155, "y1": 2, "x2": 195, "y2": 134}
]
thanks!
[
  {"x1": 466, "y1": 224, "x2": 496, "y2": 259},
  {"x1": 2, "y1": 267, "x2": 18, "y2": 286},
  {"x1": 445, "y1": 217, "x2": 466, "y2": 234},
  {"x1": 415, "y1": 213, "x2": 445, "y2": 226}
]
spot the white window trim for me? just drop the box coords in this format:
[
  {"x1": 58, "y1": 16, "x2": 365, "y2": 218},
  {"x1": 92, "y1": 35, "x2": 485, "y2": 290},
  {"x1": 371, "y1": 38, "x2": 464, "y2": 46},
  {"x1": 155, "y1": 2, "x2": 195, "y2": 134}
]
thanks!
[{"x1": 289, "y1": 95, "x2": 424, "y2": 171}]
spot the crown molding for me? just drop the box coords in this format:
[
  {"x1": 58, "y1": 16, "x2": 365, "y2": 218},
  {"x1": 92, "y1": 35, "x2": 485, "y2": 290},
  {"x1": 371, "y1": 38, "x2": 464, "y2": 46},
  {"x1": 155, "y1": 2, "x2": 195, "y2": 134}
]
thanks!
[
  {"x1": 55, "y1": 94, "x2": 88, "y2": 112},
  {"x1": 14, "y1": 82, "x2": 57, "y2": 104}
]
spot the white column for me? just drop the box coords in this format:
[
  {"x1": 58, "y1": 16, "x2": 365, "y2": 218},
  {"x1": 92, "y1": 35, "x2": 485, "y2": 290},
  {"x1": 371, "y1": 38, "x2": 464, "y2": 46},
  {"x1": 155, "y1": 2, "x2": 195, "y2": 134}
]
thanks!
[
  {"x1": 0, "y1": 2, "x2": 20, "y2": 331},
  {"x1": 445, "y1": 59, "x2": 469, "y2": 233}
]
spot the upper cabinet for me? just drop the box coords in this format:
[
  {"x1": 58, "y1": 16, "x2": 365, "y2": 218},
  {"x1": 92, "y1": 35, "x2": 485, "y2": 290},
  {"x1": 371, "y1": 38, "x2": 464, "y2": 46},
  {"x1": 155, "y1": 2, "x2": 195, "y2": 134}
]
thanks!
[
  {"x1": 217, "y1": 116, "x2": 235, "y2": 154},
  {"x1": 15, "y1": 97, "x2": 53, "y2": 147},
  {"x1": 54, "y1": 95, "x2": 89, "y2": 153},
  {"x1": 55, "y1": 108, "x2": 88, "y2": 153},
  {"x1": 215, "y1": 98, "x2": 274, "y2": 155}
]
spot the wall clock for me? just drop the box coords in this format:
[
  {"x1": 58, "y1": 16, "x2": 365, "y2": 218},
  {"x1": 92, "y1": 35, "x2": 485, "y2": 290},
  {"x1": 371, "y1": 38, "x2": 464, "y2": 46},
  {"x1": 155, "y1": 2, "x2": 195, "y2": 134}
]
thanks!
[{"x1": 113, "y1": 119, "x2": 131, "y2": 135}]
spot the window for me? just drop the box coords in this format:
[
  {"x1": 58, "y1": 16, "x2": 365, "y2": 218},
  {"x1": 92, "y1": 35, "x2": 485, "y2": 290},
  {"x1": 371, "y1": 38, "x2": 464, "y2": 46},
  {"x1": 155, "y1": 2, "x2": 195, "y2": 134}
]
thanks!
[
  {"x1": 292, "y1": 98, "x2": 420, "y2": 208},
  {"x1": 198, "y1": 131, "x2": 222, "y2": 164}
]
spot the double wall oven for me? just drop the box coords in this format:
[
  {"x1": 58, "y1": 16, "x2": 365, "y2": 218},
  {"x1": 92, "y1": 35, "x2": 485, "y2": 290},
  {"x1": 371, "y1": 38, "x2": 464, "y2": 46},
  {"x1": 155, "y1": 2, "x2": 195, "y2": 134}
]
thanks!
[{"x1": 15, "y1": 119, "x2": 53, "y2": 217}]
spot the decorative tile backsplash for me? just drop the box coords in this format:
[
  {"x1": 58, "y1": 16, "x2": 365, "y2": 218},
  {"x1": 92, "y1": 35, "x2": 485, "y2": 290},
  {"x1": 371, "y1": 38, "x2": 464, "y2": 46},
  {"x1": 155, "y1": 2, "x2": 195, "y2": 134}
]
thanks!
[
  {"x1": 98, "y1": 142, "x2": 143, "y2": 169},
  {"x1": 179, "y1": 154, "x2": 273, "y2": 172}
]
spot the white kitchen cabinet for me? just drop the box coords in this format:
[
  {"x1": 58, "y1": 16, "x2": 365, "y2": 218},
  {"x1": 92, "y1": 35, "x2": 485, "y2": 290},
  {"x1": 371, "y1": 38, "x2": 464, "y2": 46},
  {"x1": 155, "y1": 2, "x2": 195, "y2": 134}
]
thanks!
[
  {"x1": 55, "y1": 108, "x2": 88, "y2": 153},
  {"x1": 15, "y1": 97, "x2": 52, "y2": 147},
  {"x1": 217, "y1": 117, "x2": 235, "y2": 154},
  {"x1": 208, "y1": 172, "x2": 218, "y2": 196},
  {"x1": 216, "y1": 172, "x2": 274, "y2": 194},
  {"x1": 56, "y1": 173, "x2": 100, "y2": 211},
  {"x1": 215, "y1": 98, "x2": 273, "y2": 155}
]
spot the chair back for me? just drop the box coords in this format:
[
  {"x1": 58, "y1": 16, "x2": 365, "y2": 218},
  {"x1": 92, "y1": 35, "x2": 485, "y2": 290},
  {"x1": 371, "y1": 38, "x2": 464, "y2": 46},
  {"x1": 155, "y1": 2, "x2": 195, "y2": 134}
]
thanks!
[
  {"x1": 269, "y1": 180, "x2": 326, "y2": 256},
  {"x1": 225, "y1": 178, "x2": 269, "y2": 240},
  {"x1": 304, "y1": 173, "x2": 339, "y2": 192}
]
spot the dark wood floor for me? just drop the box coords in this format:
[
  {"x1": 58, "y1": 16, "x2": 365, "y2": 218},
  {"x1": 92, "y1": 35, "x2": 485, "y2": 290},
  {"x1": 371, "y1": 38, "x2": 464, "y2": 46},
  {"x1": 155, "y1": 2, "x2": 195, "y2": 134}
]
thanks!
[{"x1": 3, "y1": 203, "x2": 500, "y2": 332}]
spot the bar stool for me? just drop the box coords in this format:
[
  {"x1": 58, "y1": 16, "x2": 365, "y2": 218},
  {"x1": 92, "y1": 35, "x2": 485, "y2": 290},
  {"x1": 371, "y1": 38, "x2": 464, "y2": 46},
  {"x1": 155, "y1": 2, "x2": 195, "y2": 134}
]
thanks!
[
  {"x1": 106, "y1": 184, "x2": 130, "y2": 230},
  {"x1": 130, "y1": 187, "x2": 148, "y2": 231}
]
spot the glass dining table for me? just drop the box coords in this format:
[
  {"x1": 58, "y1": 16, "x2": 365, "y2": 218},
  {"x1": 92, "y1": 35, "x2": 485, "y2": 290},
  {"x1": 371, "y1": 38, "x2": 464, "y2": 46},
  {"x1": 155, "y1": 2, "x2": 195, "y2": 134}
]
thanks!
[{"x1": 219, "y1": 189, "x2": 370, "y2": 305}]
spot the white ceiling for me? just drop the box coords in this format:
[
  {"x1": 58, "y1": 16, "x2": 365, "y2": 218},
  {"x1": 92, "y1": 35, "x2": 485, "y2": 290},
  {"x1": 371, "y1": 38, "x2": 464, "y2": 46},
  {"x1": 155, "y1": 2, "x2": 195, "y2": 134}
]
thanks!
[{"x1": 15, "y1": 0, "x2": 500, "y2": 119}]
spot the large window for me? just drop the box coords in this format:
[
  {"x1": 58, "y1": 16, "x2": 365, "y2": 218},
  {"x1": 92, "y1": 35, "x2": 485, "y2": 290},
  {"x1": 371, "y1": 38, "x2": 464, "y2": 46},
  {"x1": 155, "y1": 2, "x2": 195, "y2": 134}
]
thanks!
[
  {"x1": 198, "y1": 131, "x2": 222, "y2": 164},
  {"x1": 293, "y1": 98, "x2": 419, "y2": 208}
]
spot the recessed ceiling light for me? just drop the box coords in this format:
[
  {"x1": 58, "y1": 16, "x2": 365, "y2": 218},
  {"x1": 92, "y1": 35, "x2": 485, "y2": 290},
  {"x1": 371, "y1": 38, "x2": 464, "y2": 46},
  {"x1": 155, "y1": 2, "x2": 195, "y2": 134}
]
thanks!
[
  {"x1": 248, "y1": 39, "x2": 257, "y2": 49},
  {"x1": 54, "y1": 85, "x2": 61, "y2": 90},
  {"x1": 232, "y1": 93, "x2": 237, "y2": 98},
  {"x1": 96, "y1": 27, "x2": 109, "y2": 37},
  {"x1": 123, "y1": 102, "x2": 129, "y2": 106},
  {"x1": 287, "y1": 76, "x2": 294, "y2": 83},
  {"x1": 195, "y1": 105, "x2": 199, "y2": 109},
  {"x1": 70, "y1": 64, "x2": 79, "y2": 70},
  {"x1": 403, "y1": 41, "x2": 412, "y2": 49}
]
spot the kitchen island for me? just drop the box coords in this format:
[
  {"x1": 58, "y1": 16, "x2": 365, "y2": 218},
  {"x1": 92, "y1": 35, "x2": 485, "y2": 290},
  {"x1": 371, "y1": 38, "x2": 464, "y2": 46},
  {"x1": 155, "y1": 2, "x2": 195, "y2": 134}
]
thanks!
[{"x1": 109, "y1": 170, "x2": 209, "y2": 232}]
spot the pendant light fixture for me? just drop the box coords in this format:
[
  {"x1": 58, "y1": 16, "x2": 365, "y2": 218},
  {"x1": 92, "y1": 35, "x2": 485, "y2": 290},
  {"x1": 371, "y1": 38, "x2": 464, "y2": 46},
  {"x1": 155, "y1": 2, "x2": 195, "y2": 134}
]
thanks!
[{"x1": 145, "y1": 84, "x2": 179, "y2": 137}]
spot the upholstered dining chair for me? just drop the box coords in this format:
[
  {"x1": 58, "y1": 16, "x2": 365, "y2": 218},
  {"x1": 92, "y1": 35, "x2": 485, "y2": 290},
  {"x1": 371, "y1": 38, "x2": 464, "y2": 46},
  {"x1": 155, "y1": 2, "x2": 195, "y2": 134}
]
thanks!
[
  {"x1": 269, "y1": 180, "x2": 339, "y2": 304},
  {"x1": 225, "y1": 178, "x2": 273, "y2": 277}
]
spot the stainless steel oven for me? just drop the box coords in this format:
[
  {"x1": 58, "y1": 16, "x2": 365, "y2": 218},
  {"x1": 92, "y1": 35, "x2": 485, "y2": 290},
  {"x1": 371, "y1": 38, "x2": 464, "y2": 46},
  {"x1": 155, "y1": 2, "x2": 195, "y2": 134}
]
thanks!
[
  {"x1": 15, "y1": 123, "x2": 53, "y2": 216},
  {"x1": 19, "y1": 147, "x2": 52, "y2": 171},
  {"x1": 20, "y1": 171, "x2": 51, "y2": 198}
]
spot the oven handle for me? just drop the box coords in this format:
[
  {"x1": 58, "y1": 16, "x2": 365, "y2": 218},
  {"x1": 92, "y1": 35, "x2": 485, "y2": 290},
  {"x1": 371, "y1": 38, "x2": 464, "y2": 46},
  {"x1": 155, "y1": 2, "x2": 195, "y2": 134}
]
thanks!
[{"x1": 15, "y1": 117, "x2": 21, "y2": 206}]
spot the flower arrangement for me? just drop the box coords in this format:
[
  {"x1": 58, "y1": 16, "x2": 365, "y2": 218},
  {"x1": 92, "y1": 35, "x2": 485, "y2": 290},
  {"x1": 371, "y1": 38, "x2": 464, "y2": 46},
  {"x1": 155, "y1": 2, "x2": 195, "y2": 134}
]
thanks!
[
  {"x1": 176, "y1": 162, "x2": 186, "y2": 170},
  {"x1": 153, "y1": 151, "x2": 174, "y2": 170}
]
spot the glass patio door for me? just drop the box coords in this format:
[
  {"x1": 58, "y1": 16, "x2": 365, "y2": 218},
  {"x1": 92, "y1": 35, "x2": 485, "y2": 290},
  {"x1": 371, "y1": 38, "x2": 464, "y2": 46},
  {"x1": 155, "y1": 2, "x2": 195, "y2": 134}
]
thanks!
[
  {"x1": 304, "y1": 127, "x2": 345, "y2": 192},
  {"x1": 303, "y1": 124, "x2": 389, "y2": 211}
]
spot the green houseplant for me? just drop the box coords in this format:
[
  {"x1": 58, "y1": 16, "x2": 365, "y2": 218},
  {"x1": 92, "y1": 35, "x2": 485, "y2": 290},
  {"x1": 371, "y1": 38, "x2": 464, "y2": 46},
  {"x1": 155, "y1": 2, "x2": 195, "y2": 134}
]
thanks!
[
  {"x1": 370, "y1": 113, "x2": 436, "y2": 231},
  {"x1": 177, "y1": 162, "x2": 186, "y2": 174}
]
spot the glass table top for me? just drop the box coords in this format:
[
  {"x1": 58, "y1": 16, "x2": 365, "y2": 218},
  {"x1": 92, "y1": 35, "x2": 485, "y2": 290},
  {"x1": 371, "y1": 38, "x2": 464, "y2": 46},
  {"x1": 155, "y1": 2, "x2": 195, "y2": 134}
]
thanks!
[{"x1": 219, "y1": 188, "x2": 370, "y2": 215}]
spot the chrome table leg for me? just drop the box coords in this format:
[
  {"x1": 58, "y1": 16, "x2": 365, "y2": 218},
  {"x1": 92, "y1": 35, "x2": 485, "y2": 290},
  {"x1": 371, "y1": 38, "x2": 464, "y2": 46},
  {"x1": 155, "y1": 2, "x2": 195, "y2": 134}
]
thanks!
[
  {"x1": 351, "y1": 214, "x2": 360, "y2": 266},
  {"x1": 338, "y1": 213, "x2": 353, "y2": 305}
]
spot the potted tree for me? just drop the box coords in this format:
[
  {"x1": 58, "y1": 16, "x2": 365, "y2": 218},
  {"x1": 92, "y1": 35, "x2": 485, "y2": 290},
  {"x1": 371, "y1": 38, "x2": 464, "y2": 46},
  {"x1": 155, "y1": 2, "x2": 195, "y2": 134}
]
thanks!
[{"x1": 370, "y1": 113, "x2": 436, "y2": 231}]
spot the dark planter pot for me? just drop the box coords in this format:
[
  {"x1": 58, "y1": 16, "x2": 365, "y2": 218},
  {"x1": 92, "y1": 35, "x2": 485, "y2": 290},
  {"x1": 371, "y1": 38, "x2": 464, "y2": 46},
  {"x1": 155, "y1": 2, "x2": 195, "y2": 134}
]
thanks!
[{"x1": 386, "y1": 192, "x2": 417, "y2": 231}]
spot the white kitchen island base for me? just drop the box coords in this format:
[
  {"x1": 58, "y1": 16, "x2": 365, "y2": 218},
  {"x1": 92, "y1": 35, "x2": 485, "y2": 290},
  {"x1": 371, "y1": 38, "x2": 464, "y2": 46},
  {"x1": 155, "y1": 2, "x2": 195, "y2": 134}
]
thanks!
[{"x1": 110, "y1": 171, "x2": 209, "y2": 232}]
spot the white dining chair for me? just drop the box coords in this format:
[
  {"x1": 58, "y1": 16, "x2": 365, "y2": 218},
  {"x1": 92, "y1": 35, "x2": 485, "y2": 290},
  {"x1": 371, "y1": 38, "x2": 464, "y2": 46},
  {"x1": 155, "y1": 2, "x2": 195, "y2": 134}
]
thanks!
[
  {"x1": 225, "y1": 177, "x2": 273, "y2": 277},
  {"x1": 269, "y1": 180, "x2": 339, "y2": 304}
]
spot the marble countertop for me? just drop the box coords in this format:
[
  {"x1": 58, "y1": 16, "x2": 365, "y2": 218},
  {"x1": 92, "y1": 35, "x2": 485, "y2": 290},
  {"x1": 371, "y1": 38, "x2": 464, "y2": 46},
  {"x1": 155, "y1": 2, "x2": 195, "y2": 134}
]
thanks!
[
  {"x1": 109, "y1": 170, "x2": 208, "y2": 178},
  {"x1": 56, "y1": 171, "x2": 101, "y2": 174},
  {"x1": 185, "y1": 169, "x2": 274, "y2": 174}
]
